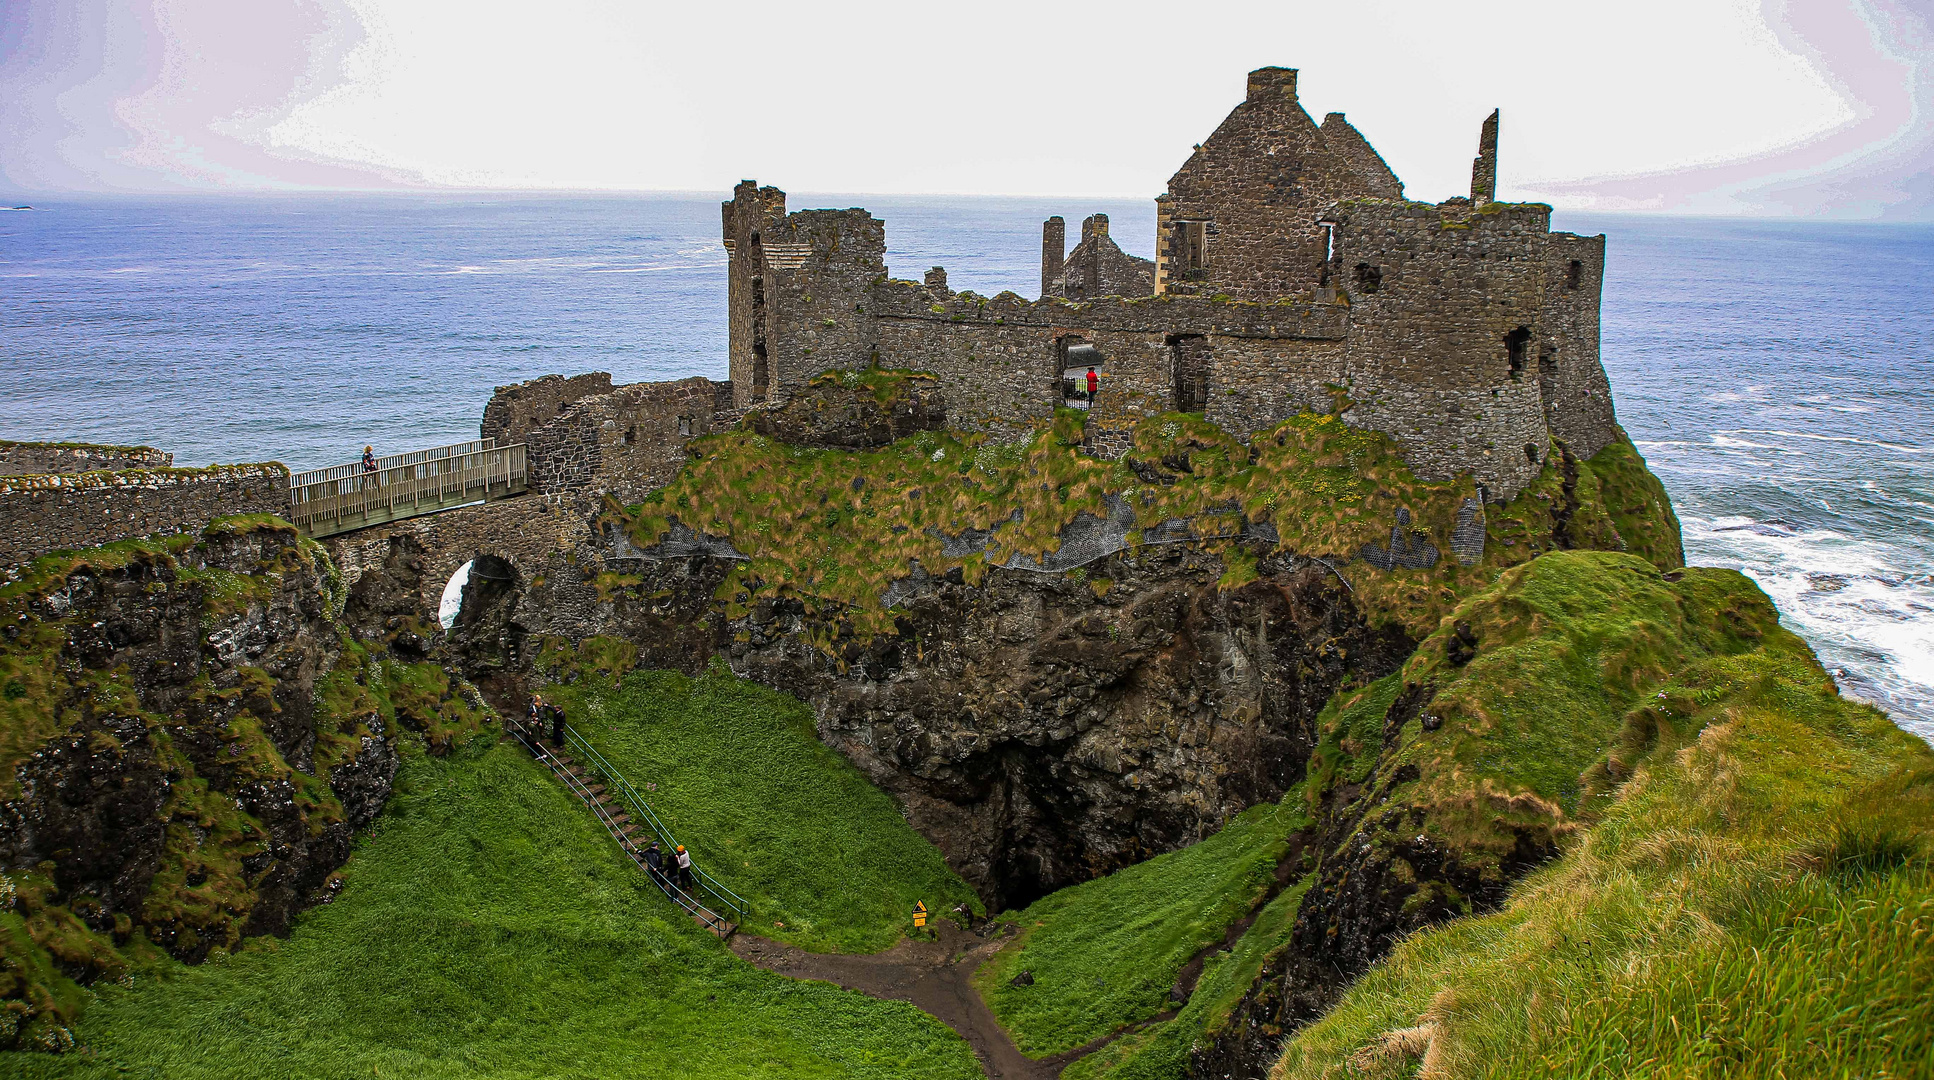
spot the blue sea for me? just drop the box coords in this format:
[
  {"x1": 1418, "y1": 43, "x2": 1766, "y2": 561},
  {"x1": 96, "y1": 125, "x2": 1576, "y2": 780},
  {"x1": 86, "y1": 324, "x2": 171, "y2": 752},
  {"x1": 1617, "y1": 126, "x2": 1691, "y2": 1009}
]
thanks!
[{"x1": 2, "y1": 194, "x2": 1930, "y2": 739}]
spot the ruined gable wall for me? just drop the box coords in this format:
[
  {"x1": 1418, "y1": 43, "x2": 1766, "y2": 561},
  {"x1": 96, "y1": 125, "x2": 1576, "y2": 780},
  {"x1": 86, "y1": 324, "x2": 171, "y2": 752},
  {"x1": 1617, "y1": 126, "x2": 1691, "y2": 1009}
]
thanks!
[
  {"x1": 0, "y1": 464, "x2": 289, "y2": 568},
  {"x1": 1540, "y1": 233, "x2": 1617, "y2": 458},
  {"x1": 1057, "y1": 216, "x2": 1155, "y2": 301},
  {"x1": 1328, "y1": 199, "x2": 1556, "y2": 500},
  {"x1": 0, "y1": 441, "x2": 173, "y2": 476},
  {"x1": 1319, "y1": 113, "x2": 1404, "y2": 200},
  {"x1": 1160, "y1": 69, "x2": 1398, "y2": 303},
  {"x1": 479, "y1": 373, "x2": 614, "y2": 446}
]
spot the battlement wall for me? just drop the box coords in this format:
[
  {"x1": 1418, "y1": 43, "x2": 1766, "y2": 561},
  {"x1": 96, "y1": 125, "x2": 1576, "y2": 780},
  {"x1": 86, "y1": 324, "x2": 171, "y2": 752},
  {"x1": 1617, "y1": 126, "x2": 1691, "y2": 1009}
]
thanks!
[
  {"x1": 0, "y1": 440, "x2": 174, "y2": 476},
  {"x1": 0, "y1": 463, "x2": 289, "y2": 568},
  {"x1": 480, "y1": 372, "x2": 615, "y2": 445}
]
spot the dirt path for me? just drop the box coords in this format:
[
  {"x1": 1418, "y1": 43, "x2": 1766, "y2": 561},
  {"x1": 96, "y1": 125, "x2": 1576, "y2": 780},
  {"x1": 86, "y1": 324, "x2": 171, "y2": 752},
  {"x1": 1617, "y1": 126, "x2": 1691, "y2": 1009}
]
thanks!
[{"x1": 732, "y1": 921, "x2": 1060, "y2": 1080}]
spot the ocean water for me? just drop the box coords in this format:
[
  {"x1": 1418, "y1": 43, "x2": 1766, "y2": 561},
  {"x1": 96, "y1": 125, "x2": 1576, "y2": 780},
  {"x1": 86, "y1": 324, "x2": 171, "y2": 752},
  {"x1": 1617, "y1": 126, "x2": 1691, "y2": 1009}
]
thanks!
[{"x1": 2, "y1": 195, "x2": 1929, "y2": 738}]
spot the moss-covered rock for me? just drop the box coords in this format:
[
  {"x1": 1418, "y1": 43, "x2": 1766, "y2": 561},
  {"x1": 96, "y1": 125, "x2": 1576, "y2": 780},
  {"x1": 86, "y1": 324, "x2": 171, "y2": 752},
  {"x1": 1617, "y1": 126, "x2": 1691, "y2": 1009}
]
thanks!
[{"x1": 0, "y1": 518, "x2": 490, "y2": 1050}]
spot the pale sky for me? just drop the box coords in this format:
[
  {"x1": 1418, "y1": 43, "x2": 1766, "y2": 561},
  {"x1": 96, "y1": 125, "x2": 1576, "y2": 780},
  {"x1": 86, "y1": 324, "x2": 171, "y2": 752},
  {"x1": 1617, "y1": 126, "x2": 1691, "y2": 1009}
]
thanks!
[{"x1": 3, "y1": 0, "x2": 1930, "y2": 216}]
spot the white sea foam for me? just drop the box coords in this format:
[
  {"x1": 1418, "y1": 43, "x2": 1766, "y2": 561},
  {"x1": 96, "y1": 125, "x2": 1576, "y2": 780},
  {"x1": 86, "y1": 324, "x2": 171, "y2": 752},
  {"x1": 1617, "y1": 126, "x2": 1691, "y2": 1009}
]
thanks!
[{"x1": 1686, "y1": 513, "x2": 1934, "y2": 741}]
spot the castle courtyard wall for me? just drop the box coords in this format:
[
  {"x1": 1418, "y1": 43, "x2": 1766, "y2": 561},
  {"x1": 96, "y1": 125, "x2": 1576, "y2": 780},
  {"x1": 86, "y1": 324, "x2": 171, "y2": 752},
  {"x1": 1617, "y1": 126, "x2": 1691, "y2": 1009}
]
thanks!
[{"x1": 479, "y1": 372, "x2": 614, "y2": 446}]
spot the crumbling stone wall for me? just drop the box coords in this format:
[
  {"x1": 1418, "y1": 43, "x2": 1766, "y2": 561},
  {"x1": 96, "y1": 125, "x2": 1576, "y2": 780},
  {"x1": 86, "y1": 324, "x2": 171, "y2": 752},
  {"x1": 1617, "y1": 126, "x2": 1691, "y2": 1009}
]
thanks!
[
  {"x1": 523, "y1": 376, "x2": 733, "y2": 505},
  {"x1": 479, "y1": 372, "x2": 614, "y2": 446},
  {"x1": 0, "y1": 464, "x2": 288, "y2": 568},
  {"x1": 0, "y1": 441, "x2": 173, "y2": 476},
  {"x1": 722, "y1": 183, "x2": 886, "y2": 408},
  {"x1": 1156, "y1": 68, "x2": 1403, "y2": 301},
  {"x1": 1044, "y1": 214, "x2": 1154, "y2": 301},
  {"x1": 1540, "y1": 233, "x2": 1617, "y2": 458}
]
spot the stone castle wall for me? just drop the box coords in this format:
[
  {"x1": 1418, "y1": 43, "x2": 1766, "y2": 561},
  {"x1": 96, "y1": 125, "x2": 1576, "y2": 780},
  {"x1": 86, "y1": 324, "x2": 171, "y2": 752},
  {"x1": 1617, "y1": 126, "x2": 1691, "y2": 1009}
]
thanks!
[
  {"x1": 523, "y1": 376, "x2": 735, "y2": 505},
  {"x1": 1158, "y1": 68, "x2": 1403, "y2": 302},
  {"x1": 0, "y1": 464, "x2": 288, "y2": 568},
  {"x1": 0, "y1": 440, "x2": 173, "y2": 476},
  {"x1": 479, "y1": 372, "x2": 614, "y2": 446},
  {"x1": 1047, "y1": 214, "x2": 1155, "y2": 301},
  {"x1": 1323, "y1": 198, "x2": 1555, "y2": 497}
]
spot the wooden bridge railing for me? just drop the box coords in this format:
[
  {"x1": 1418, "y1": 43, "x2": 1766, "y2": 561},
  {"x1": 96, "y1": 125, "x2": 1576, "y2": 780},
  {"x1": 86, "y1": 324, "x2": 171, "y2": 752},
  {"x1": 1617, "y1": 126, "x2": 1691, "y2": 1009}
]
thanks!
[{"x1": 288, "y1": 439, "x2": 527, "y2": 538}]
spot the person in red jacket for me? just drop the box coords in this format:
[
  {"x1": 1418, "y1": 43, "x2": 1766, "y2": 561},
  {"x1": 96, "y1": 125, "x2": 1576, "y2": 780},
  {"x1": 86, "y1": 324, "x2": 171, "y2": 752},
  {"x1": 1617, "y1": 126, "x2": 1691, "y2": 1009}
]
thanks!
[{"x1": 1085, "y1": 366, "x2": 1099, "y2": 405}]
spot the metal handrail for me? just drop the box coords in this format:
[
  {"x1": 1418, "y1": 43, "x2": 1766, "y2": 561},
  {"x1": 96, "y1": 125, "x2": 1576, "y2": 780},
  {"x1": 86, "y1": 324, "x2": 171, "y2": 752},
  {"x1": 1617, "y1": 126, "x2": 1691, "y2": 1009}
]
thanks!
[
  {"x1": 289, "y1": 439, "x2": 498, "y2": 487},
  {"x1": 506, "y1": 714, "x2": 748, "y2": 933},
  {"x1": 565, "y1": 728, "x2": 751, "y2": 927}
]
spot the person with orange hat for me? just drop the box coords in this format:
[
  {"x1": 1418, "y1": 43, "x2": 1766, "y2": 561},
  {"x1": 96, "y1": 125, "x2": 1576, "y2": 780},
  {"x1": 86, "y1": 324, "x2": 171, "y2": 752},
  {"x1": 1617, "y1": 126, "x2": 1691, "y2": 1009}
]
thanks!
[{"x1": 674, "y1": 844, "x2": 693, "y2": 890}]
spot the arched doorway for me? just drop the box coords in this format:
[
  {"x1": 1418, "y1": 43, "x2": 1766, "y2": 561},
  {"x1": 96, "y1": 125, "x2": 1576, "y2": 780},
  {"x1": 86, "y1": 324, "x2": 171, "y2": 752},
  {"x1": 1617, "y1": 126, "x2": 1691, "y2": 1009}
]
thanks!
[{"x1": 439, "y1": 555, "x2": 523, "y2": 671}]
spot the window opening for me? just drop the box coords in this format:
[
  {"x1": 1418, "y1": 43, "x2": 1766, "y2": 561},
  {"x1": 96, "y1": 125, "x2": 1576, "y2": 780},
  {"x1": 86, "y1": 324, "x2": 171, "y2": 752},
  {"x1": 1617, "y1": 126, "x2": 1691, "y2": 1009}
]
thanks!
[{"x1": 1504, "y1": 326, "x2": 1531, "y2": 380}]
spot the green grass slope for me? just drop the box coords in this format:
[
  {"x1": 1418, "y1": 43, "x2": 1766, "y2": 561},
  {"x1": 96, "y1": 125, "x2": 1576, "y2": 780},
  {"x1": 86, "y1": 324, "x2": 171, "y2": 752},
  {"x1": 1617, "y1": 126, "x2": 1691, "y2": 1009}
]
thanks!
[
  {"x1": 973, "y1": 796, "x2": 1311, "y2": 1057},
  {"x1": 0, "y1": 673, "x2": 990, "y2": 1076},
  {"x1": 1272, "y1": 635, "x2": 1934, "y2": 1079},
  {"x1": 538, "y1": 659, "x2": 981, "y2": 953}
]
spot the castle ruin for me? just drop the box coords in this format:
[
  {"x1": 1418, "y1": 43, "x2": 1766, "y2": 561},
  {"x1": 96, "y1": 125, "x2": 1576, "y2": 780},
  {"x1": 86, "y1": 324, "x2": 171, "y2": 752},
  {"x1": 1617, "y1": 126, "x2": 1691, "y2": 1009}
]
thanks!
[{"x1": 721, "y1": 66, "x2": 1616, "y2": 501}]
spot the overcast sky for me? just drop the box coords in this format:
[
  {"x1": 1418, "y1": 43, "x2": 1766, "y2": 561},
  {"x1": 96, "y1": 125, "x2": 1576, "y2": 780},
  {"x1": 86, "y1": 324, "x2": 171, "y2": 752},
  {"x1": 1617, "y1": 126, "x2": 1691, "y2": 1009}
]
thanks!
[{"x1": 2, "y1": 0, "x2": 1930, "y2": 217}]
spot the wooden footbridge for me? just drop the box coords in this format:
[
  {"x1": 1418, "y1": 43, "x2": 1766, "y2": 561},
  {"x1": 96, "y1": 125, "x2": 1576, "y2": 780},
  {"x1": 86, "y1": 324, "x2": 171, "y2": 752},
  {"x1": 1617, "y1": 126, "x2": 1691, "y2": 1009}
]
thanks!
[{"x1": 286, "y1": 439, "x2": 527, "y2": 538}]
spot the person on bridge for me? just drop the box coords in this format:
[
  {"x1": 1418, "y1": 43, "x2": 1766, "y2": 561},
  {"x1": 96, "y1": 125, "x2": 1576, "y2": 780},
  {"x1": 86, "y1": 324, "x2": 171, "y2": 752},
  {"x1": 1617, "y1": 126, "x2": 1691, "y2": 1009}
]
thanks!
[
  {"x1": 674, "y1": 845, "x2": 693, "y2": 890},
  {"x1": 1085, "y1": 366, "x2": 1099, "y2": 406},
  {"x1": 361, "y1": 445, "x2": 378, "y2": 489},
  {"x1": 644, "y1": 842, "x2": 667, "y2": 886}
]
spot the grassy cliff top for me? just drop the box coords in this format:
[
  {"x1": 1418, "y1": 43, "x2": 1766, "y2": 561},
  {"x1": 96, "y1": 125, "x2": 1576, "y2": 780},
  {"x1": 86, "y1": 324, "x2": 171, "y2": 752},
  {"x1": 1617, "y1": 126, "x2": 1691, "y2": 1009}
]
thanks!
[
  {"x1": 2, "y1": 737, "x2": 979, "y2": 1080},
  {"x1": 1273, "y1": 601, "x2": 1933, "y2": 1079},
  {"x1": 614, "y1": 408, "x2": 1680, "y2": 644}
]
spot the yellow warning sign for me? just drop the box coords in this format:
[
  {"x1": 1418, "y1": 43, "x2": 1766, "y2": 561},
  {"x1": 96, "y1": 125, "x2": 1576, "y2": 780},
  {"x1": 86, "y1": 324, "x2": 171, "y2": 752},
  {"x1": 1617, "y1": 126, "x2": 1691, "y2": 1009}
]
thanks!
[{"x1": 913, "y1": 901, "x2": 928, "y2": 928}]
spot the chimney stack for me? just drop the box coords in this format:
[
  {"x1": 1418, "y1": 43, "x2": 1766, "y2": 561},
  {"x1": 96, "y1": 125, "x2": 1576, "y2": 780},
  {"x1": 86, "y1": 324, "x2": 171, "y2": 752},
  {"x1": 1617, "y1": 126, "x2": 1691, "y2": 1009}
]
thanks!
[
  {"x1": 1041, "y1": 216, "x2": 1066, "y2": 297},
  {"x1": 1470, "y1": 109, "x2": 1499, "y2": 204}
]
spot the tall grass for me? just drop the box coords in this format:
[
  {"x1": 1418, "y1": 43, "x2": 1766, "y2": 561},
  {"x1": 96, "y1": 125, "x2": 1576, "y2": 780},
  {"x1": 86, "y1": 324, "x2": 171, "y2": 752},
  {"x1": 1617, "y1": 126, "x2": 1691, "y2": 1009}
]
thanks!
[
  {"x1": 1271, "y1": 651, "x2": 1934, "y2": 1080},
  {"x1": 975, "y1": 795, "x2": 1310, "y2": 1057},
  {"x1": 0, "y1": 712, "x2": 981, "y2": 1077}
]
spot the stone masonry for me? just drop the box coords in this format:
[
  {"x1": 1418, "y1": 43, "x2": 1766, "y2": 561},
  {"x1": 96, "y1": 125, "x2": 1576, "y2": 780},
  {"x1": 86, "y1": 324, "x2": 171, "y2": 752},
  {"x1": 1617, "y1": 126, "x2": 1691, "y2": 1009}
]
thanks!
[
  {"x1": 719, "y1": 66, "x2": 1618, "y2": 502},
  {"x1": 0, "y1": 440, "x2": 173, "y2": 476},
  {"x1": 0, "y1": 464, "x2": 288, "y2": 567},
  {"x1": 1042, "y1": 214, "x2": 1155, "y2": 301}
]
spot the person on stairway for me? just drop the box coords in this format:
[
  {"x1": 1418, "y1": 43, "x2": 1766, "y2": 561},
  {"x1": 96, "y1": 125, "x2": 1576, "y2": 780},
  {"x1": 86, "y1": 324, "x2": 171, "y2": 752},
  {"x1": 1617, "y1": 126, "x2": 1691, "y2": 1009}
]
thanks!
[
  {"x1": 644, "y1": 842, "x2": 667, "y2": 886},
  {"x1": 526, "y1": 694, "x2": 544, "y2": 744},
  {"x1": 674, "y1": 845, "x2": 693, "y2": 890},
  {"x1": 549, "y1": 701, "x2": 566, "y2": 748}
]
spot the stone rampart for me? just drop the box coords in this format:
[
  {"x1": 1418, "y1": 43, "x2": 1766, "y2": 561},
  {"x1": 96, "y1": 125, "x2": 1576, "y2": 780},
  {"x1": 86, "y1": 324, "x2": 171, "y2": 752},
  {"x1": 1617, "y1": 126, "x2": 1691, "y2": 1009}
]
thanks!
[
  {"x1": 0, "y1": 440, "x2": 173, "y2": 475},
  {"x1": 0, "y1": 464, "x2": 289, "y2": 568},
  {"x1": 480, "y1": 372, "x2": 614, "y2": 446}
]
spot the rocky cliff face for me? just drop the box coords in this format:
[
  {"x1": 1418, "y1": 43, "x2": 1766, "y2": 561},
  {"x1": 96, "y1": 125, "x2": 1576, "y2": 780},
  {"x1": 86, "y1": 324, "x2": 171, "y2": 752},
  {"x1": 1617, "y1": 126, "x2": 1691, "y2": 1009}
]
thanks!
[{"x1": 0, "y1": 521, "x2": 483, "y2": 1050}]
